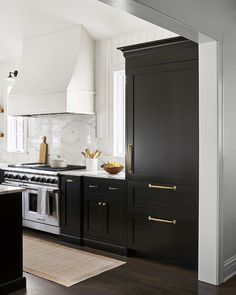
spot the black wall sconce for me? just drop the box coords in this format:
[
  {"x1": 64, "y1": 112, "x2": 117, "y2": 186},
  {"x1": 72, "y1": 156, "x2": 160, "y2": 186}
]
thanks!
[{"x1": 6, "y1": 70, "x2": 18, "y2": 80}]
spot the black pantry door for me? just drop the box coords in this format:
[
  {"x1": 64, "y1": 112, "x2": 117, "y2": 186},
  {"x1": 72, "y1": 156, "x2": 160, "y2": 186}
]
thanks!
[{"x1": 126, "y1": 60, "x2": 198, "y2": 185}]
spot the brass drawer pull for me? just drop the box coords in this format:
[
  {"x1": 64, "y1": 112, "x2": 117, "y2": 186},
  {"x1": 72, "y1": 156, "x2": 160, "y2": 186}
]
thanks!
[
  {"x1": 37, "y1": 217, "x2": 45, "y2": 221},
  {"x1": 128, "y1": 144, "x2": 133, "y2": 174},
  {"x1": 148, "y1": 184, "x2": 176, "y2": 191},
  {"x1": 148, "y1": 216, "x2": 177, "y2": 225},
  {"x1": 89, "y1": 185, "x2": 98, "y2": 188},
  {"x1": 109, "y1": 187, "x2": 118, "y2": 190},
  {"x1": 66, "y1": 179, "x2": 74, "y2": 183}
]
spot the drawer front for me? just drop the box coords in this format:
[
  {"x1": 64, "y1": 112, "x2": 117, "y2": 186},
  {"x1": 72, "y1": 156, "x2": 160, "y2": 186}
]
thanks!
[
  {"x1": 128, "y1": 181, "x2": 198, "y2": 215},
  {"x1": 128, "y1": 211, "x2": 198, "y2": 265},
  {"x1": 84, "y1": 177, "x2": 125, "y2": 195}
]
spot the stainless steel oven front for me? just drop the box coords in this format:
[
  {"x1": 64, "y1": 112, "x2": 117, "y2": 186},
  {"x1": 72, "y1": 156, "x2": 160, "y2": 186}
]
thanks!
[{"x1": 23, "y1": 183, "x2": 59, "y2": 234}]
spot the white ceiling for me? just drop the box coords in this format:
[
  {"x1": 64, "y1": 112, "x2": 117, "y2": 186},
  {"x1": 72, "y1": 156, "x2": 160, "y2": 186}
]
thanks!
[{"x1": 0, "y1": 0, "x2": 158, "y2": 61}]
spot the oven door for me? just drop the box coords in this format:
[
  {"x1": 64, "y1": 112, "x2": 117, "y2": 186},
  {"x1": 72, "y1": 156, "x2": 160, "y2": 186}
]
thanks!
[
  {"x1": 45, "y1": 189, "x2": 59, "y2": 227},
  {"x1": 24, "y1": 187, "x2": 45, "y2": 223}
]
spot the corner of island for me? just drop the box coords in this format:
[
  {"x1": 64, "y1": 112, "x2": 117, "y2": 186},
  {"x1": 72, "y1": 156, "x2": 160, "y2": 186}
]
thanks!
[{"x1": 0, "y1": 184, "x2": 26, "y2": 294}]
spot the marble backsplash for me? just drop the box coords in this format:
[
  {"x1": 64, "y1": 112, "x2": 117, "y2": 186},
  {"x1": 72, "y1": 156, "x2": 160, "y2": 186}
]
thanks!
[{"x1": 0, "y1": 114, "x2": 125, "y2": 167}]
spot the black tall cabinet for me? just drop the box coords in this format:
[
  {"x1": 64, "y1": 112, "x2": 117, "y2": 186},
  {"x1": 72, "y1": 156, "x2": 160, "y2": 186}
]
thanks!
[{"x1": 119, "y1": 37, "x2": 199, "y2": 268}]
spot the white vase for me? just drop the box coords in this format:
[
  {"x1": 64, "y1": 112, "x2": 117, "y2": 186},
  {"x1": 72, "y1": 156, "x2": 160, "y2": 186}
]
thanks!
[{"x1": 86, "y1": 158, "x2": 98, "y2": 171}]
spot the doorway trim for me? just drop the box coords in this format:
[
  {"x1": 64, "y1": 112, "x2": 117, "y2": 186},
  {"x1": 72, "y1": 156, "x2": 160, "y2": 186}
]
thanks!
[{"x1": 98, "y1": 0, "x2": 223, "y2": 285}]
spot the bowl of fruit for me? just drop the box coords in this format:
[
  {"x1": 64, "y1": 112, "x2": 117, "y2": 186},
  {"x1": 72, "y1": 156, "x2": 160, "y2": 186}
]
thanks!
[{"x1": 101, "y1": 162, "x2": 124, "y2": 174}]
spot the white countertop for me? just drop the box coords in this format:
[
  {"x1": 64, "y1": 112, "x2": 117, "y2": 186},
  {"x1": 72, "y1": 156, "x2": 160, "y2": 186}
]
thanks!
[
  {"x1": 0, "y1": 184, "x2": 25, "y2": 195},
  {"x1": 1, "y1": 163, "x2": 125, "y2": 180},
  {"x1": 59, "y1": 169, "x2": 125, "y2": 180}
]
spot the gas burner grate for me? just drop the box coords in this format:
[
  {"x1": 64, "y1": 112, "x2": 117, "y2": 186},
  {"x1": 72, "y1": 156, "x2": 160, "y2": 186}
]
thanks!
[{"x1": 8, "y1": 163, "x2": 86, "y2": 172}]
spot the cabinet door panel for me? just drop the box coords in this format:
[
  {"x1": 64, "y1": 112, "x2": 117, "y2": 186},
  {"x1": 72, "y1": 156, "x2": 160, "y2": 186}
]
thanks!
[
  {"x1": 126, "y1": 60, "x2": 198, "y2": 185},
  {"x1": 83, "y1": 195, "x2": 104, "y2": 240},
  {"x1": 60, "y1": 176, "x2": 81, "y2": 237},
  {"x1": 128, "y1": 181, "x2": 198, "y2": 216},
  {"x1": 128, "y1": 211, "x2": 197, "y2": 266},
  {"x1": 103, "y1": 197, "x2": 126, "y2": 246}
]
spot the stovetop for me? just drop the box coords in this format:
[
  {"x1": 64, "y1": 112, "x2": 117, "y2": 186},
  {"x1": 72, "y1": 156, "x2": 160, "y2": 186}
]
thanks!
[{"x1": 8, "y1": 163, "x2": 86, "y2": 172}]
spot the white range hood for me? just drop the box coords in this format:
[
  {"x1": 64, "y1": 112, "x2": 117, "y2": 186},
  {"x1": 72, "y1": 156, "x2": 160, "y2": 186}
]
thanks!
[{"x1": 8, "y1": 25, "x2": 95, "y2": 116}]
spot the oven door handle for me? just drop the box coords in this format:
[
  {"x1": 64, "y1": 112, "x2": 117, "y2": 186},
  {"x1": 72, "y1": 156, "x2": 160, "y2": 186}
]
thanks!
[{"x1": 45, "y1": 190, "x2": 59, "y2": 217}]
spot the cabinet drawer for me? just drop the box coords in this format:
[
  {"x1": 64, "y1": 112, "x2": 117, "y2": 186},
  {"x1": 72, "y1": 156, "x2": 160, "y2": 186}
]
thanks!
[
  {"x1": 128, "y1": 211, "x2": 198, "y2": 266},
  {"x1": 128, "y1": 181, "x2": 198, "y2": 215},
  {"x1": 84, "y1": 177, "x2": 125, "y2": 195}
]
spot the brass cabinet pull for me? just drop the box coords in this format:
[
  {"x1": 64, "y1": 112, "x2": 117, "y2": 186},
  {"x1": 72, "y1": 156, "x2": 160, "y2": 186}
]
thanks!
[
  {"x1": 148, "y1": 184, "x2": 176, "y2": 191},
  {"x1": 102, "y1": 202, "x2": 107, "y2": 206},
  {"x1": 128, "y1": 144, "x2": 133, "y2": 173},
  {"x1": 98, "y1": 202, "x2": 102, "y2": 206},
  {"x1": 66, "y1": 179, "x2": 74, "y2": 183},
  {"x1": 148, "y1": 216, "x2": 177, "y2": 225},
  {"x1": 109, "y1": 187, "x2": 118, "y2": 190},
  {"x1": 37, "y1": 217, "x2": 45, "y2": 221},
  {"x1": 89, "y1": 185, "x2": 98, "y2": 188}
]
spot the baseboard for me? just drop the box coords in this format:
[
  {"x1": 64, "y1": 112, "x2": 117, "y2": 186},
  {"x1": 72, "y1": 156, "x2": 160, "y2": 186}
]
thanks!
[
  {"x1": 0, "y1": 277, "x2": 26, "y2": 295},
  {"x1": 59, "y1": 234, "x2": 82, "y2": 246},
  {"x1": 83, "y1": 238, "x2": 128, "y2": 256},
  {"x1": 223, "y1": 254, "x2": 236, "y2": 282},
  {"x1": 128, "y1": 249, "x2": 197, "y2": 270}
]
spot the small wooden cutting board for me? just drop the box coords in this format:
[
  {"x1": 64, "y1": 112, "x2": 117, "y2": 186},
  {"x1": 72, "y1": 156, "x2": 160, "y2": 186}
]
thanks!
[{"x1": 39, "y1": 136, "x2": 48, "y2": 164}]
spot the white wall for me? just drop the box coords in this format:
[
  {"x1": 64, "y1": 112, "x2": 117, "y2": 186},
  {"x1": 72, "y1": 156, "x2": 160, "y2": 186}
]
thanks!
[
  {"x1": 198, "y1": 41, "x2": 219, "y2": 284},
  {"x1": 95, "y1": 28, "x2": 177, "y2": 158},
  {"x1": 0, "y1": 60, "x2": 20, "y2": 151}
]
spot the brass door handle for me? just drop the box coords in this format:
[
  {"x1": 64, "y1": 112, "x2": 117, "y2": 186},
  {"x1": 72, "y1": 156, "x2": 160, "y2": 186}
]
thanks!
[
  {"x1": 66, "y1": 179, "x2": 74, "y2": 183},
  {"x1": 128, "y1": 144, "x2": 133, "y2": 174},
  {"x1": 89, "y1": 185, "x2": 98, "y2": 188},
  {"x1": 109, "y1": 187, "x2": 118, "y2": 190},
  {"x1": 148, "y1": 216, "x2": 177, "y2": 225},
  {"x1": 148, "y1": 184, "x2": 176, "y2": 191}
]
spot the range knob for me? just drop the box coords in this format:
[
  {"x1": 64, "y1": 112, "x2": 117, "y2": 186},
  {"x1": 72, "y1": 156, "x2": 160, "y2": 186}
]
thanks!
[
  {"x1": 5, "y1": 174, "x2": 9, "y2": 178},
  {"x1": 36, "y1": 177, "x2": 42, "y2": 182},
  {"x1": 22, "y1": 175, "x2": 28, "y2": 181},
  {"x1": 52, "y1": 179, "x2": 58, "y2": 184},
  {"x1": 41, "y1": 178, "x2": 46, "y2": 183},
  {"x1": 31, "y1": 176, "x2": 37, "y2": 182},
  {"x1": 9, "y1": 174, "x2": 14, "y2": 179},
  {"x1": 46, "y1": 178, "x2": 52, "y2": 183},
  {"x1": 14, "y1": 175, "x2": 20, "y2": 179}
]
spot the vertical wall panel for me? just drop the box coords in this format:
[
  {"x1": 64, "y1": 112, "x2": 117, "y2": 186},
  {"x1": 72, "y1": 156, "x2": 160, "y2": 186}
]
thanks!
[{"x1": 96, "y1": 28, "x2": 178, "y2": 155}]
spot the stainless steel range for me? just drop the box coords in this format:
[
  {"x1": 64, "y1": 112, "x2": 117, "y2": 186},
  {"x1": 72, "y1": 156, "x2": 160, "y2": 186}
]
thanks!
[{"x1": 4, "y1": 163, "x2": 85, "y2": 235}]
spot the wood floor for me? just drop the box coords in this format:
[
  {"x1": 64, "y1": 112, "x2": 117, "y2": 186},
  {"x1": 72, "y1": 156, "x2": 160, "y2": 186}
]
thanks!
[{"x1": 12, "y1": 230, "x2": 236, "y2": 295}]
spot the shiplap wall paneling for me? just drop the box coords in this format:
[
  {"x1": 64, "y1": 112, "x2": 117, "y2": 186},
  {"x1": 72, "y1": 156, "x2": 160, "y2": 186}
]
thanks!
[{"x1": 95, "y1": 28, "x2": 178, "y2": 155}]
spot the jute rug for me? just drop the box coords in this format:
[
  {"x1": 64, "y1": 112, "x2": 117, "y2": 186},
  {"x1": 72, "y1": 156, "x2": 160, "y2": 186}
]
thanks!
[{"x1": 23, "y1": 234, "x2": 126, "y2": 287}]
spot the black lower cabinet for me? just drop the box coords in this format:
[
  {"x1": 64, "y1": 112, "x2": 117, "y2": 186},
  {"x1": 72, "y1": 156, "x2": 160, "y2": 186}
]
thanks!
[
  {"x1": 128, "y1": 211, "x2": 198, "y2": 268},
  {"x1": 83, "y1": 177, "x2": 127, "y2": 254},
  {"x1": 127, "y1": 180, "x2": 198, "y2": 268},
  {"x1": 59, "y1": 175, "x2": 198, "y2": 267},
  {"x1": 83, "y1": 195, "x2": 126, "y2": 246},
  {"x1": 60, "y1": 175, "x2": 82, "y2": 244},
  {"x1": 0, "y1": 193, "x2": 26, "y2": 294}
]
